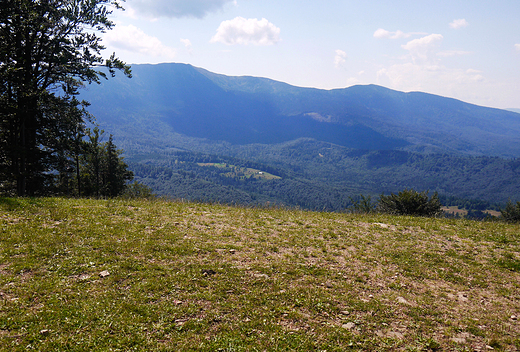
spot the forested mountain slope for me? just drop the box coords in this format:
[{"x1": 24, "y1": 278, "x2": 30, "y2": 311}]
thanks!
[
  {"x1": 79, "y1": 63, "x2": 520, "y2": 208},
  {"x1": 81, "y1": 63, "x2": 520, "y2": 158},
  {"x1": 128, "y1": 140, "x2": 520, "y2": 210}
]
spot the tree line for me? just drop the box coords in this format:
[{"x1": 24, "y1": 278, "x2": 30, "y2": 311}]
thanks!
[{"x1": 0, "y1": 0, "x2": 134, "y2": 197}]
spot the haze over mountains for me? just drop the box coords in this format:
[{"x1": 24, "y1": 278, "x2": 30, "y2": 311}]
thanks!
[
  {"x1": 83, "y1": 63, "x2": 520, "y2": 158},
  {"x1": 80, "y1": 63, "x2": 520, "y2": 209}
]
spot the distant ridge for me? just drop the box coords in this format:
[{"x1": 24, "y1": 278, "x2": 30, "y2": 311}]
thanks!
[
  {"x1": 81, "y1": 63, "x2": 520, "y2": 158},
  {"x1": 77, "y1": 63, "x2": 520, "y2": 207}
]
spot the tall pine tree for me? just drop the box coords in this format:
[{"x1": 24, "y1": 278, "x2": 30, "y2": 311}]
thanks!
[{"x1": 0, "y1": 0, "x2": 131, "y2": 196}]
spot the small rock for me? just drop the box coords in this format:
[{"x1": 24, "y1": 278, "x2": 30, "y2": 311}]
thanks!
[
  {"x1": 458, "y1": 292, "x2": 469, "y2": 302},
  {"x1": 325, "y1": 282, "x2": 334, "y2": 288},
  {"x1": 397, "y1": 296, "x2": 410, "y2": 305},
  {"x1": 229, "y1": 249, "x2": 236, "y2": 254},
  {"x1": 173, "y1": 300, "x2": 183, "y2": 305},
  {"x1": 253, "y1": 273, "x2": 269, "y2": 279},
  {"x1": 511, "y1": 315, "x2": 517, "y2": 320},
  {"x1": 99, "y1": 270, "x2": 110, "y2": 278},
  {"x1": 340, "y1": 310, "x2": 350, "y2": 316},
  {"x1": 486, "y1": 346, "x2": 494, "y2": 350},
  {"x1": 40, "y1": 329, "x2": 50, "y2": 336},
  {"x1": 368, "y1": 294, "x2": 373, "y2": 299},
  {"x1": 451, "y1": 337, "x2": 467, "y2": 344},
  {"x1": 342, "y1": 322, "x2": 356, "y2": 330}
]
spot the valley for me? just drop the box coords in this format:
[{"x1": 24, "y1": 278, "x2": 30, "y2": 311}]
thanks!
[{"x1": 79, "y1": 63, "x2": 520, "y2": 210}]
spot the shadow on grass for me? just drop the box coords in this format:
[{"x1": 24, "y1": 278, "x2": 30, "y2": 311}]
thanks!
[
  {"x1": 0, "y1": 197, "x2": 44, "y2": 211},
  {"x1": 497, "y1": 253, "x2": 520, "y2": 272}
]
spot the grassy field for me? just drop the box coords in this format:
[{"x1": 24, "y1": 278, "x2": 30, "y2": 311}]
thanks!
[
  {"x1": 197, "y1": 163, "x2": 281, "y2": 180},
  {"x1": 0, "y1": 197, "x2": 519, "y2": 351}
]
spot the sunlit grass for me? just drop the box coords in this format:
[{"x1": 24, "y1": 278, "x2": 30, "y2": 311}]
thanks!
[{"x1": 0, "y1": 197, "x2": 519, "y2": 351}]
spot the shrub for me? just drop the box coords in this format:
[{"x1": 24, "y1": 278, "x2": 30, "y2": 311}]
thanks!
[
  {"x1": 349, "y1": 194, "x2": 376, "y2": 213},
  {"x1": 500, "y1": 200, "x2": 520, "y2": 223},
  {"x1": 377, "y1": 189, "x2": 442, "y2": 217},
  {"x1": 121, "y1": 181, "x2": 155, "y2": 199}
]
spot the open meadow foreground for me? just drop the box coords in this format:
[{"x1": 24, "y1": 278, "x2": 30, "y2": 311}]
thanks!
[{"x1": 0, "y1": 198, "x2": 519, "y2": 351}]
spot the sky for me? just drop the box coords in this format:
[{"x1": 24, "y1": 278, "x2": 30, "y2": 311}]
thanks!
[{"x1": 101, "y1": 0, "x2": 520, "y2": 109}]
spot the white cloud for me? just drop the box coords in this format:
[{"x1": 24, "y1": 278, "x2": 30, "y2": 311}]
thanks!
[
  {"x1": 374, "y1": 28, "x2": 410, "y2": 39},
  {"x1": 373, "y1": 28, "x2": 428, "y2": 40},
  {"x1": 128, "y1": 0, "x2": 234, "y2": 19},
  {"x1": 402, "y1": 34, "x2": 443, "y2": 63},
  {"x1": 210, "y1": 17, "x2": 281, "y2": 45},
  {"x1": 471, "y1": 74, "x2": 484, "y2": 82},
  {"x1": 346, "y1": 77, "x2": 361, "y2": 86},
  {"x1": 515, "y1": 44, "x2": 520, "y2": 51},
  {"x1": 104, "y1": 25, "x2": 176, "y2": 60},
  {"x1": 377, "y1": 62, "x2": 485, "y2": 97},
  {"x1": 402, "y1": 34, "x2": 443, "y2": 51},
  {"x1": 180, "y1": 38, "x2": 193, "y2": 54},
  {"x1": 450, "y1": 19, "x2": 469, "y2": 29},
  {"x1": 375, "y1": 30, "x2": 486, "y2": 101},
  {"x1": 120, "y1": 5, "x2": 138, "y2": 19},
  {"x1": 334, "y1": 50, "x2": 347, "y2": 68},
  {"x1": 437, "y1": 50, "x2": 472, "y2": 57}
]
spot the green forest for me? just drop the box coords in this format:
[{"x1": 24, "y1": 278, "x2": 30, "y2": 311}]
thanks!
[{"x1": 126, "y1": 139, "x2": 519, "y2": 212}]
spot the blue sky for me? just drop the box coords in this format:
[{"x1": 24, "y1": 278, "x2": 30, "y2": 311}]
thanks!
[{"x1": 102, "y1": 0, "x2": 520, "y2": 109}]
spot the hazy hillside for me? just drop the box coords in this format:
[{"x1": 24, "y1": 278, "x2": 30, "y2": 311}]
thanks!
[
  {"x1": 81, "y1": 63, "x2": 520, "y2": 158},
  {"x1": 78, "y1": 63, "x2": 520, "y2": 207}
]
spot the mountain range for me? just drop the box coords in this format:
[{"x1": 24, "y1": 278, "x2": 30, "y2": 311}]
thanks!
[
  {"x1": 79, "y1": 63, "x2": 520, "y2": 209},
  {"x1": 82, "y1": 63, "x2": 520, "y2": 158}
]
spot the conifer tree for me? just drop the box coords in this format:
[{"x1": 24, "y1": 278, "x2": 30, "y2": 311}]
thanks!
[{"x1": 0, "y1": 0, "x2": 131, "y2": 196}]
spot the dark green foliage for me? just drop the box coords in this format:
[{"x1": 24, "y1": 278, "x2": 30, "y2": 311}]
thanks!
[
  {"x1": 501, "y1": 200, "x2": 520, "y2": 223},
  {"x1": 80, "y1": 129, "x2": 134, "y2": 198},
  {"x1": 121, "y1": 181, "x2": 154, "y2": 199},
  {"x1": 128, "y1": 153, "x2": 352, "y2": 211},
  {"x1": 0, "y1": 0, "x2": 130, "y2": 196},
  {"x1": 465, "y1": 210, "x2": 494, "y2": 221},
  {"x1": 439, "y1": 195, "x2": 500, "y2": 211},
  {"x1": 349, "y1": 194, "x2": 376, "y2": 213},
  {"x1": 377, "y1": 189, "x2": 443, "y2": 217},
  {"x1": 497, "y1": 253, "x2": 520, "y2": 272},
  {"x1": 121, "y1": 142, "x2": 520, "y2": 211}
]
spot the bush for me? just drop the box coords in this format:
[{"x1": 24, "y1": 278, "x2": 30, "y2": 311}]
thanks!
[
  {"x1": 349, "y1": 194, "x2": 376, "y2": 213},
  {"x1": 377, "y1": 189, "x2": 442, "y2": 217},
  {"x1": 500, "y1": 200, "x2": 520, "y2": 223},
  {"x1": 121, "y1": 181, "x2": 155, "y2": 199}
]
